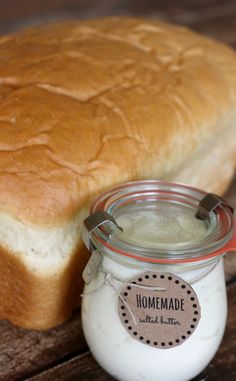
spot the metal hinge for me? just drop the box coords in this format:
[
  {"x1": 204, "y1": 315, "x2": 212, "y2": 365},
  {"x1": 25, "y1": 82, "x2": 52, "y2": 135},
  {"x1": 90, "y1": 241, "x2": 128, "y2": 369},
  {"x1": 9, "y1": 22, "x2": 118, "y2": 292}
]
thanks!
[
  {"x1": 82, "y1": 210, "x2": 123, "y2": 252},
  {"x1": 196, "y1": 193, "x2": 234, "y2": 220}
]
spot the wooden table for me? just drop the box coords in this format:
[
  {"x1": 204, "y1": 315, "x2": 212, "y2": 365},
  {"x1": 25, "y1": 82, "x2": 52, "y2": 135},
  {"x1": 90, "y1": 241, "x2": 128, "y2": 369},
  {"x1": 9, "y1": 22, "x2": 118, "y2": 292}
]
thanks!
[{"x1": 0, "y1": 1, "x2": 236, "y2": 380}]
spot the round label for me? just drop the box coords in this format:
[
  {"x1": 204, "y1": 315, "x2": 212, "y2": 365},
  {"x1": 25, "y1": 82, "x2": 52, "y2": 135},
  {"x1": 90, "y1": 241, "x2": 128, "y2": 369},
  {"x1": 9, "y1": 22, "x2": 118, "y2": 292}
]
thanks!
[{"x1": 118, "y1": 271, "x2": 201, "y2": 349}]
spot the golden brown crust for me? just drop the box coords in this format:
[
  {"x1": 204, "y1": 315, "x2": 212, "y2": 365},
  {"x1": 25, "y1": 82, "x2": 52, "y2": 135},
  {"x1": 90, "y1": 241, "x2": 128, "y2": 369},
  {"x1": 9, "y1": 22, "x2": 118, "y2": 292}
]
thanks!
[
  {"x1": 0, "y1": 18, "x2": 236, "y2": 226},
  {"x1": 0, "y1": 242, "x2": 88, "y2": 329}
]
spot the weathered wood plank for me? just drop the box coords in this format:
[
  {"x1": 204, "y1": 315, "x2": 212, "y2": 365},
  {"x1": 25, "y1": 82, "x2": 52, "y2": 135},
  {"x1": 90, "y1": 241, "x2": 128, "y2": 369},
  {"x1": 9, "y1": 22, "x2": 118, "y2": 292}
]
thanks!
[
  {"x1": 26, "y1": 351, "x2": 113, "y2": 381},
  {"x1": 24, "y1": 281, "x2": 236, "y2": 381},
  {"x1": 178, "y1": 9, "x2": 236, "y2": 45},
  {"x1": 0, "y1": 0, "x2": 235, "y2": 23},
  {"x1": 0, "y1": 310, "x2": 86, "y2": 381},
  {"x1": 0, "y1": 0, "x2": 236, "y2": 48},
  {"x1": 25, "y1": 351, "x2": 113, "y2": 381},
  {"x1": 0, "y1": 0, "x2": 223, "y2": 22}
]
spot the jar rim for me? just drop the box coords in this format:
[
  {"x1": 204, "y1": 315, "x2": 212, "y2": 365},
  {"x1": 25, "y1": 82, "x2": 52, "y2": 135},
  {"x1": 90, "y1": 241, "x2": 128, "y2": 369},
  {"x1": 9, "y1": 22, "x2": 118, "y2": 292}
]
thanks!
[{"x1": 89, "y1": 180, "x2": 234, "y2": 265}]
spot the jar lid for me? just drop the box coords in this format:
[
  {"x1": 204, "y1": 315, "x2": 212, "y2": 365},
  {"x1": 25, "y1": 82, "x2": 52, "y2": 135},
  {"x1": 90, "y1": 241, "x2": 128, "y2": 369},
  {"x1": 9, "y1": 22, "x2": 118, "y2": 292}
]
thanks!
[{"x1": 84, "y1": 181, "x2": 235, "y2": 264}]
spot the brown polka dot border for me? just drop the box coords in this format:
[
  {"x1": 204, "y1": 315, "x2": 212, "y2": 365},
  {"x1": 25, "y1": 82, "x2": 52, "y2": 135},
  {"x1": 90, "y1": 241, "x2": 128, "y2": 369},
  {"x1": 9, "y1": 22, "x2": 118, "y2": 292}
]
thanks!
[{"x1": 118, "y1": 271, "x2": 201, "y2": 349}]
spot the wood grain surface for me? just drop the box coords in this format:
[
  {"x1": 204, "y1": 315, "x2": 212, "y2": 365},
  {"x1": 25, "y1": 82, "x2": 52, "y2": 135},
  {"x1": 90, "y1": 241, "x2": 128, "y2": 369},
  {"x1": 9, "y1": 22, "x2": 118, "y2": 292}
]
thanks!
[
  {"x1": 0, "y1": 0, "x2": 236, "y2": 47},
  {"x1": 0, "y1": 1, "x2": 235, "y2": 380},
  {"x1": 25, "y1": 283, "x2": 236, "y2": 381},
  {"x1": 0, "y1": 281, "x2": 235, "y2": 381},
  {"x1": 0, "y1": 310, "x2": 86, "y2": 381}
]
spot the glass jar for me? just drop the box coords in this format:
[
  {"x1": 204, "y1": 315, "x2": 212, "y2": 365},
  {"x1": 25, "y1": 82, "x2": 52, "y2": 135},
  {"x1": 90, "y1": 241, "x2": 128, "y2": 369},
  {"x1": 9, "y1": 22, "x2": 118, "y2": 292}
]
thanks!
[{"x1": 81, "y1": 181, "x2": 235, "y2": 381}]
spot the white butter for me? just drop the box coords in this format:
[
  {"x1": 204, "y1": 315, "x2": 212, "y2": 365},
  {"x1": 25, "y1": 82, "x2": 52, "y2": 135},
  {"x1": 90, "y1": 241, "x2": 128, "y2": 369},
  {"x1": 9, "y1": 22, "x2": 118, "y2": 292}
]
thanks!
[
  {"x1": 116, "y1": 202, "x2": 208, "y2": 247},
  {"x1": 82, "y1": 256, "x2": 226, "y2": 381}
]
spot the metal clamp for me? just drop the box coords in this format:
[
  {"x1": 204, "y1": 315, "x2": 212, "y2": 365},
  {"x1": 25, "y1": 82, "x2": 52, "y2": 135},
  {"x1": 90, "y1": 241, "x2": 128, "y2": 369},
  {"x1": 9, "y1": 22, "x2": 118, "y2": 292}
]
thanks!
[
  {"x1": 82, "y1": 210, "x2": 123, "y2": 252},
  {"x1": 196, "y1": 193, "x2": 234, "y2": 220},
  {"x1": 81, "y1": 211, "x2": 123, "y2": 284}
]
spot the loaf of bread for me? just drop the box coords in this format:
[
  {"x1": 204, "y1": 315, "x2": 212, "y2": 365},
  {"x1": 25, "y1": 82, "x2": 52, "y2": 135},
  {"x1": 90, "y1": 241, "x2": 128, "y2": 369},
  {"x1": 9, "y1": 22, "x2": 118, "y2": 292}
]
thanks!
[{"x1": 0, "y1": 18, "x2": 236, "y2": 329}]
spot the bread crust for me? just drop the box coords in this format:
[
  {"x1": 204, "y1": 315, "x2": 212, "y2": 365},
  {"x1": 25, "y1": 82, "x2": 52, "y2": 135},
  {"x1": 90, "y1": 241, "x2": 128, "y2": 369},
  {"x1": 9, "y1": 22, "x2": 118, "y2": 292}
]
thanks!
[
  {"x1": 0, "y1": 242, "x2": 89, "y2": 329},
  {"x1": 0, "y1": 18, "x2": 236, "y2": 226}
]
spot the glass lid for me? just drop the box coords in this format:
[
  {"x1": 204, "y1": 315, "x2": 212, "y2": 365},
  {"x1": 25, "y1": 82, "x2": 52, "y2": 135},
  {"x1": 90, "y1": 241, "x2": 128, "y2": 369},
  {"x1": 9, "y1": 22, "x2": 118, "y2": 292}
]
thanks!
[
  {"x1": 114, "y1": 200, "x2": 212, "y2": 248},
  {"x1": 88, "y1": 181, "x2": 234, "y2": 264}
]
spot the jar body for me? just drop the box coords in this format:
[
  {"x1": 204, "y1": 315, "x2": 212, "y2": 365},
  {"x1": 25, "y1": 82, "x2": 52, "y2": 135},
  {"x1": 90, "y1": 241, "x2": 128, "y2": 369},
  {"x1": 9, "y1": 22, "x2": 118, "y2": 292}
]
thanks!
[{"x1": 82, "y1": 255, "x2": 227, "y2": 381}]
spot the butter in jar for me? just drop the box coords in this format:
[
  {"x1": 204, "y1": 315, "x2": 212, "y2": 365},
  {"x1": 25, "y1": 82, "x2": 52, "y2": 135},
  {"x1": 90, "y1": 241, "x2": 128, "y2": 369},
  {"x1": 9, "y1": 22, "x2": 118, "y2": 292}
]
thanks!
[{"x1": 81, "y1": 181, "x2": 235, "y2": 381}]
